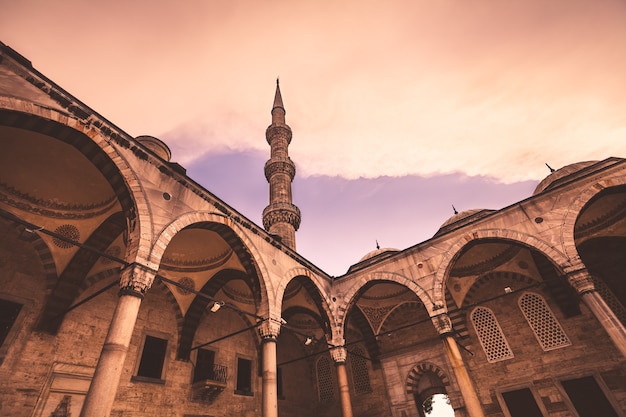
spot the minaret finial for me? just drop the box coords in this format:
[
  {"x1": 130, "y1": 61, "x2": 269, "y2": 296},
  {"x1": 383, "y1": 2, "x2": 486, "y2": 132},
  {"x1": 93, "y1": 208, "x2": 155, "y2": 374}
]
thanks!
[{"x1": 263, "y1": 80, "x2": 301, "y2": 250}]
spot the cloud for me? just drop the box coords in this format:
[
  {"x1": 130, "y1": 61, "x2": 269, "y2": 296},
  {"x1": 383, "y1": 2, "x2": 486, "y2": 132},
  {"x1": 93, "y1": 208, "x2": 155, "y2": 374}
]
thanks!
[
  {"x1": 3, "y1": 0, "x2": 625, "y2": 184},
  {"x1": 184, "y1": 150, "x2": 538, "y2": 275}
]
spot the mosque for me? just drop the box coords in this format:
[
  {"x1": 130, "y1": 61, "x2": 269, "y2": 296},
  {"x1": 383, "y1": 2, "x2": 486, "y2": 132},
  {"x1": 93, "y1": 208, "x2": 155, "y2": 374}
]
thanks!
[{"x1": 0, "y1": 41, "x2": 625, "y2": 417}]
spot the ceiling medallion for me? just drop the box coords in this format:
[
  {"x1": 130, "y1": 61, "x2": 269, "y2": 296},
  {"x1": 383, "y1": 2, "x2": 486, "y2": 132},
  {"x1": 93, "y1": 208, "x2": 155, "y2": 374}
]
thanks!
[
  {"x1": 176, "y1": 277, "x2": 195, "y2": 296},
  {"x1": 52, "y1": 224, "x2": 80, "y2": 249}
]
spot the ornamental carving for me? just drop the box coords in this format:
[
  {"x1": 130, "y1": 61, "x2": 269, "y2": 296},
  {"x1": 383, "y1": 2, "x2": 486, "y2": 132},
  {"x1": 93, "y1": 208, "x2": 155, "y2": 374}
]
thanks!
[
  {"x1": 264, "y1": 157, "x2": 296, "y2": 181},
  {"x1": 330, "y1": 346, "x2": 348, "y2": 363},
  {"x1": 52, "y1": 224, "x2": 80, "y2": 249},
  {"x1": 176, "y1": 277, "x2": 195, "y2": 296},
  {"x1": 0, "y1": 182, "x2": 118, "y2": 220},
  {"x1": 265, "y1": 125, "x2": 292, "y2": 145},
  {"x1": 258, "y1": 319, "x2": 281, "y2": 340},
  {"x1": 431, "y1": 313, "x2": 453, "y2": 335},
  {"x1": 262, "y1": 203, "x2": 301, "y2": 230},
  {"x1": 360, "y1": 305, "x2": 395, "y2": 334},
  {"x1": 119, "y1": 264, "x2": 156, "y2": 296}
]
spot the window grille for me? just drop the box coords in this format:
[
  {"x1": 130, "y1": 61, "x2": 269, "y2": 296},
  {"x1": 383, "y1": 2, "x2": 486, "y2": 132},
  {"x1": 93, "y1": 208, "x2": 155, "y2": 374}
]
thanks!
[
  {"x1": 593, "y1": 277, "x2": 626, "y2": 326},
  {"x1": 518, "y1": 293, "x2": 570, "y2": 351},
  {"x1": 470, "y1": 307, "x2": 514, "y2": 362},
  {"x1": 316, "y1": 356, "x2": 334, "y2": 402},
  {"x1": 349, "y1": 346, "x2": 371, "y2": 393}
]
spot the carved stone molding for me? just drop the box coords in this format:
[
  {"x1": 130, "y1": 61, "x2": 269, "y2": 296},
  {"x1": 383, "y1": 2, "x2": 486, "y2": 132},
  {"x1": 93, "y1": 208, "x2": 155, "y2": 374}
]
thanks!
[
  {"x1": 262, "y1": 202, "x2": 301, "y2": 231},
  {"x1": 265, "y1": 124, "x2": 292, "y2": 145},
  {"x1": 264, "y1": 157, "x2": 296, "y2": 181},
  {"x1": 258, "y1": 319, "x2": 281, "y2": 340}
]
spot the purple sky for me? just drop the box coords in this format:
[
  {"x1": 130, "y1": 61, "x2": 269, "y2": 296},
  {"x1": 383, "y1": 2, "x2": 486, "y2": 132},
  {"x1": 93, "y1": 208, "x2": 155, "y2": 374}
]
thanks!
[{"x1": 2, "y1": 0, "x2": 625, "y2": 275}]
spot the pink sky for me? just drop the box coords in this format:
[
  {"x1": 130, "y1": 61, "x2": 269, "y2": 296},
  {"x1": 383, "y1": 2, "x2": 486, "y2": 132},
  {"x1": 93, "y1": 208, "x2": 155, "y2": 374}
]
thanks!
[{"x1": 2, "y1": 0, "x2": 626, "y2": 279}]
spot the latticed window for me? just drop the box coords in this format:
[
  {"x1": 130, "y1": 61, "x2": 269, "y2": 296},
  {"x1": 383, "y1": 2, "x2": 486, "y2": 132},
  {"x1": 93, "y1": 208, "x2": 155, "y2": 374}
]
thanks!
[
  {"x1": 593, "y1": 277, "x2": 626, "y2": 326},
  {"x1": 316, "y1": 356, "x2": 334, "y2": 402},
  {"x1": 349, "y1": 346, "x2": 371, "y2": 394},
  {"x1": 518, "y1": 293, "x2": 570, "y2": 351},
  {"x1": 470, "y1": 307, "x2": 514, "y2": 362}
]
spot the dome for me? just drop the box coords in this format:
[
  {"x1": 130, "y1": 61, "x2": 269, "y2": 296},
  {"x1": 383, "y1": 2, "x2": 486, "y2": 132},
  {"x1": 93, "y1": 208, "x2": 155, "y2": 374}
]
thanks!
[
  {"x1": 533, "y1": 161, "x2": 597, "y2": 195},
  {"x1": 346, "y1": 247, "x2": 400, "y2": 274},
  {"x1": 533, "y1": 161, "x2": 598, "y2": 195},
  {"x1": 435, "y1": 209, "x2": 495, "y2": 237},
  {"x1": 136, "y1": 135, "x2": 172, "y2": 161},
  {"x1": 359, "y1": 247, "x2": 400, "y2": 263}
]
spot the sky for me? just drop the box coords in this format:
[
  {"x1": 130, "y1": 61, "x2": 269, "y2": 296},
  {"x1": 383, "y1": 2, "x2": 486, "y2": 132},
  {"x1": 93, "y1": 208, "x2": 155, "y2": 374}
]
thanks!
[{"x1": 2, "y1": 0, "x2": 626, "y2": 281}]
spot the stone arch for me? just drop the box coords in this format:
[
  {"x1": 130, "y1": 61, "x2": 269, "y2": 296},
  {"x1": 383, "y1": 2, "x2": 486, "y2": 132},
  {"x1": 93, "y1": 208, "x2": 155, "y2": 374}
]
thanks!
[
  {"x1": 37, "y1": 211, "x2": 127, "y2": 333},
  {"x1": 562, "y1": 177, "x2": 626, "y2": 264},
  {"x1": 336, "y1": 271, "x2": 434, "y2": 341},
  {"x1": 433, "y1": 230, "x2": 570, "y2": 308},
  {"x1": 463, "y1": 271, "x2": 539, "y2": 307},
  {"x1": 0, "y1": 209, "x2": 57, "y2": 290},
  {"x1": 151, "y1": 211, "x2": 271, "y2": 323},
  {"x1": 378, "y1": 301, "x2": 426, "y2": 335},
  {"x1": 276, "y1": 267, "x2": 334, "y2": 337},
  {"x1": 0, "y1": 104, "x2": 151, "y2": 265},
  {"x1": 406, "y1": 362, "x2": 451, "y2": 417}
]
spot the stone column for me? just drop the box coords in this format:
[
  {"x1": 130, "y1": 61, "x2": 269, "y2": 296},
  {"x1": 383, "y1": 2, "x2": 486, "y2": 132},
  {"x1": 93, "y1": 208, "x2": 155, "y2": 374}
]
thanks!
[
  {"x1": 81, "y1": 264, "x2": 156, "y2": 417},
  {"x1": 330, "y1": 346, "x2": 354, "y2": 417},
  {"x1": 432, "y1": 314, "x2": 485, "y2": 417},
  {"x1": 259, "y1": 319, "x2": 281, "y2": 417},
  {"x1": 567, "y1": 268, "x2": 626, "y2": 358}
]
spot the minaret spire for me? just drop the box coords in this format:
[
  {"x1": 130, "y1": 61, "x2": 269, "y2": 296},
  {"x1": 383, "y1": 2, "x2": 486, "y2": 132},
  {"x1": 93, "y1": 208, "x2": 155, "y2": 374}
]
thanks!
[{"x1": 262, "y1": 80, "x2": 301, "y2": 250}]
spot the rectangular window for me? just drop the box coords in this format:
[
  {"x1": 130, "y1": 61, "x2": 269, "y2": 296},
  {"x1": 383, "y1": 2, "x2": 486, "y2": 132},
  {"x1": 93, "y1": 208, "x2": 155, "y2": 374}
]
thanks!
[
  {"x1": 235, "y1": 358, "x2": 252, "y2": 395},
  {"x1": 501, "y1": 388, "x2": 544, "y2": 417},
  {"x1": 562, "y1": 376, "x2": 619, "y2": 417},
  {"x1": 0, "y1": 299, "x2": 23, "y2": 348},
  {"x1": 193, "y1": 348, "x2": 216, "y2": 383},
  {"x1": 136, "y1": 335, "x2": 168, "y2": 381}
]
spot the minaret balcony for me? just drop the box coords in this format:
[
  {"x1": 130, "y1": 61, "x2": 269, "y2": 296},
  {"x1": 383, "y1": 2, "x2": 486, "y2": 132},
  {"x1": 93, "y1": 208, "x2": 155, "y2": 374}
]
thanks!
[
  {"x1": 264, "y1": 157, "x2": 296, "y2": 181},
  {"x1": 262, "y1": 202, "x2": 301, "y2": 231}
]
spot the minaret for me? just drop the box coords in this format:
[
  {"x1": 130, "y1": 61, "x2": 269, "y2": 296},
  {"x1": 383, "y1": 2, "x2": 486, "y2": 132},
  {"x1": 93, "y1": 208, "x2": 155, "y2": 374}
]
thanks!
[{"x1": 262, "y1": 79, "x2": 301, "y2": 250}]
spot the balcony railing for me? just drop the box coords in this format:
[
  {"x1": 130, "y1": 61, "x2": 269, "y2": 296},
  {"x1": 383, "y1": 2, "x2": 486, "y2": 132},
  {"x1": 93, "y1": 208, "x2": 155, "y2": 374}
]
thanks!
[{"x1": 192, "y1": 364, "x2": 228, "y2": 403}]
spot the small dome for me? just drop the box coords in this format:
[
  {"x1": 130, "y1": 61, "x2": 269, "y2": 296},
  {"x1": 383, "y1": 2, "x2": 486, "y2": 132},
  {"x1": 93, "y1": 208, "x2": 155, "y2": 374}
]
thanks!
[
  {"x1": 435, "y1": 209, "x2": 495, "y2": 237},
  {"x1": 359, "y1": 247, "x2": 399, "y2": 263},
  {"x1": 136, "y1": 135, "x2": 172, "y2": 161},
  {"x1": 533, "y1": 161, "x2": 598, "y2": 195}
]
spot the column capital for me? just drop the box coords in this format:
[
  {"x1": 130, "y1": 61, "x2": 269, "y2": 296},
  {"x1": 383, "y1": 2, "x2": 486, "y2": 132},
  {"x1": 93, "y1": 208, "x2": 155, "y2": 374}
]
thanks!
[
  {"x1": 565, "y1": 267, "x2": 596, "y2": 295},
  {"x1": 258, "y1": 319, "x2": 282, "y2": 341},
  {"x1": 432, "y1": 313, "x2": 453, "y2": 336},
  {"x1": 119, "y1": 263, "x2": 157, "y2": 298},
  {"x1": 330, "y1": 346, "x2": 348, "y2": 364}
]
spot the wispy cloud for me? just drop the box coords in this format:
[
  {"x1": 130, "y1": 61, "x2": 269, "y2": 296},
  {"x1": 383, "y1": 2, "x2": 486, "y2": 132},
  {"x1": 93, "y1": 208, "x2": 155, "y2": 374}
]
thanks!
[{"x1": 3, "y1": 0, "x2": 625, "y2": 185}]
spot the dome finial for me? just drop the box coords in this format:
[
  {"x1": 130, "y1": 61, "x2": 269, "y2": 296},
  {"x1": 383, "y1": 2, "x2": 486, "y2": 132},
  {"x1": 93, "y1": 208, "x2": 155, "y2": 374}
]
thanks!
[
  {"x1": 452, "y1": 204, "x2": 458, "y2": 215},
  {"x1": 546, "y1": 163, "x2": 556, "y2": 173}
]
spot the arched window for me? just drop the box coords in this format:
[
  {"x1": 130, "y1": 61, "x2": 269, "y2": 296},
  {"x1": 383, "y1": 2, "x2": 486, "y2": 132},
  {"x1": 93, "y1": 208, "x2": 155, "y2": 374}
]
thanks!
[
  {"x1": 518, "y1": 292, "x2": 570, "y2": 351},
  {"x1": 316, "y1": 356, "x2": 334, "y2": 402},
  {"x1": 349, "y1": 346, "x2": 371, "y2": 394},
  {"x1": 470, "y1": 306, "x2": 514, "y2": 362}
]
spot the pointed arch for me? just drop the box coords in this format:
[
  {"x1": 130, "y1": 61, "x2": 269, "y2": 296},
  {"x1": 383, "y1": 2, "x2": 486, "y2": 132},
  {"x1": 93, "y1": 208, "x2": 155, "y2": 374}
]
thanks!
[
  {"x1": 433, "y1": 230, "x2": 570, "y2": 309},
  {"x1": 150, "y1": 211, "x2": 270, "y2": 314},
  {"x1": 0, "y1": 105, "x2": 150, "y2": 265},
  {"x1": 336, "y1": 271, "x2": 434, "y2": 341},
  {"x1": 37, "y1": 212, "x2": 126, "y2": 333},
  {"x1": 562, "y1": 176, "x2": 626, "y2": 263},
  {"x1": 277, "y1": 268, "x2": 334, "y2": 340}
]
